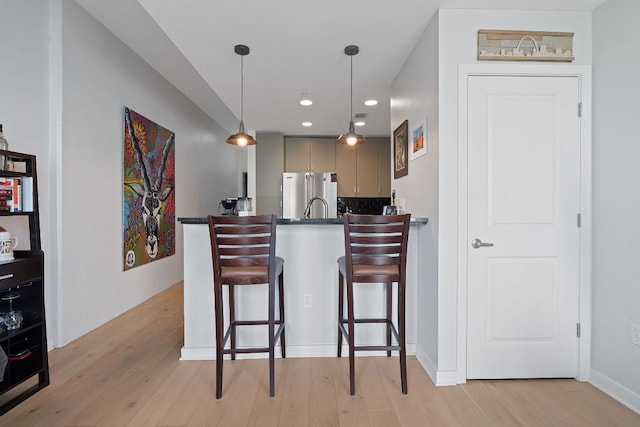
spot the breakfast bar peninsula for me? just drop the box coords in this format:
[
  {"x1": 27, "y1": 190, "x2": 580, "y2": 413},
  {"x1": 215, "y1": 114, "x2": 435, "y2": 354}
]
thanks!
[{"x1": 178, "y1": 216, "x2": 429, "y2": 360}]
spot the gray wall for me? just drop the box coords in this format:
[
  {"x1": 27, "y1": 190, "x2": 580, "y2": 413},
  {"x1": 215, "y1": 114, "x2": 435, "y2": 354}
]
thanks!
[
  {"x1": 393, "y1": 8, "x2": 593, "y2": 384},
  {"x1": 1, "y1": 1, "x2": 244, "y2": 347},
  {"x1": 0, "y1": 1, "x2": 53, "y2": 344},
  {"x1": 56, "y1": 1, "x2": 243, "y2": 346},
  {"x1": 592, "y1": 0, "x2": 640, "y2": 406},
  {"x1": 390, "y1": 14, "x2": 440, "y2": 374}
]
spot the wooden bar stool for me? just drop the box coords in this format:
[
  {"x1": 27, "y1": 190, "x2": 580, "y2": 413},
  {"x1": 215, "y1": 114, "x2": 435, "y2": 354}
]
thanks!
[
  {"x1": 207, "y1": 214, "x2": 286, "y2": 399},
  {"x1": 337, "y1": 213, "x2": 411, "y2": 395}
]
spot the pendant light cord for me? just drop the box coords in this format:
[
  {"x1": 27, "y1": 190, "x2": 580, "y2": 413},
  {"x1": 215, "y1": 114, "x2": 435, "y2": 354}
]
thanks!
[
  {"x1": 240, "y1": 54, "x2": 244, "y2": 123},
  {"x1": 350, "y1": 54, "x2": 353, "y2": 121}
]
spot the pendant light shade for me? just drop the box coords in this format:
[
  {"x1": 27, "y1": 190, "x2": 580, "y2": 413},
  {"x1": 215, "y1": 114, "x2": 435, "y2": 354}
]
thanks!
[
  {"x1": 337, "y1": 45, "x2": 365, "y2": 146},
  {"x1": 226, "y1": 44, "x2": 257, "y2": 146}
]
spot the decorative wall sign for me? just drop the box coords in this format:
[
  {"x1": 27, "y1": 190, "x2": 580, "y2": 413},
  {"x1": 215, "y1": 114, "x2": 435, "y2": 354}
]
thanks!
[
  {"x1": 478, "y1": 29, "x2": 574, "y2": 62},
  {"x1": 123, "y1": 107, "x2": 175, "y2": 271},
  {"x1": 393, "y1": 120, "x2": 408, "y2": 179},
  {"x1": 410, "y1": 119, "x2": 427, "y2": 160}
]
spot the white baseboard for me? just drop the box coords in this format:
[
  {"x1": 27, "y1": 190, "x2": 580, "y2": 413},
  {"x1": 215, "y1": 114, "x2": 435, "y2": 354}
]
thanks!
[
  {"x1": 435, "y1": 369, "x2": 459, "y2": 386},
  {"x1": 414, "y1": 345, "x2": 458, "y2": 386},
  {"x1": 415, "y1": 345, "x2": 437, "y2": 383},
  {"x1": 180, "y1": 347, "x2": 216, "y2": 360},
  {"x1": 181, "y1": 343, "x2": 417, "y2": 361},
  {"x1": 590, "y1": 369, "x2": 640, "y2": 415}
]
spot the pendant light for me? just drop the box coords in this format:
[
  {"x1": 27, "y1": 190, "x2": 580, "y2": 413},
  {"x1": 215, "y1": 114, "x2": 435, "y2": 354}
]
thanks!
[
  {"x1": 226, "y1": 44, "x2": 257, "y2": 146},
  {"x1": 337, "y1": 45, "x2": 365, "y2": 146}
]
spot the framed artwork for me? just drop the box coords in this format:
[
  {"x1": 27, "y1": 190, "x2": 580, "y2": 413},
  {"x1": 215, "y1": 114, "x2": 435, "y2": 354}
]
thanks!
[
  {"x1": 383, "y1": 205, "x2": 398, "y2": 215},
  {"x1": 477, "y1": 29, "x2": 575, "y2": 62},
  {"x1": 393, "y1": 120, "x2": 408, "y2": 179},
  {"x1": 123, "y1": 107, "x2": 176, "y2": 271},
  {"x1": 410, "y1": 119, "x2": 427, "y2": 160}
]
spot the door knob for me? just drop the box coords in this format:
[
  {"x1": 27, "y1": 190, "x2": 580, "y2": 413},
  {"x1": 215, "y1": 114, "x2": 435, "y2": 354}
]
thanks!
[{"x1": 471, "y1": 238, "x2": 494, "y2": 249}]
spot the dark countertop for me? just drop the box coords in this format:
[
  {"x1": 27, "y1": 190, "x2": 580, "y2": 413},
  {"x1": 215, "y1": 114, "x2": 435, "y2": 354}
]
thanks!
[{"x1": 178, "y1": 216, "x2": 429, "y2": 225}]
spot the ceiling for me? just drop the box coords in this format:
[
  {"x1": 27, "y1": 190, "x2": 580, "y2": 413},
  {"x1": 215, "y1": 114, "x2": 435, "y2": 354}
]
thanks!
[{"x1": 76, "y1": 0, "x2": 604, "y2": 138}]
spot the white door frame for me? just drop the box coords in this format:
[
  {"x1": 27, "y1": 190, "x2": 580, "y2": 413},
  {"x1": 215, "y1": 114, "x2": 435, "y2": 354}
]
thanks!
[{"x1": 456, "y1": 64, "x2": 592, "y2": 383}]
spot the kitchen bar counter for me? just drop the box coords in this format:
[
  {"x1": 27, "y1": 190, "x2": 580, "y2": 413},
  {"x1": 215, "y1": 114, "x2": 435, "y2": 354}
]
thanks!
[
  {"x1": 178, "y1": 216, "x2": 429, "y2": 360},
  {"x1": 179, "y1": 216, "x2": 429, "y2": 225}
]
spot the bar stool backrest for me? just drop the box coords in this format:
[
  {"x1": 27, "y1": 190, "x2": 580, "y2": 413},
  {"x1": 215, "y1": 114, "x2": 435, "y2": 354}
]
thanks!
[
  {"x1": 343, "y1": 213, "x2": 411, "y2": 283},
  {"x1": 207, "y1": 214, "x2": 277, "y2": 286}
]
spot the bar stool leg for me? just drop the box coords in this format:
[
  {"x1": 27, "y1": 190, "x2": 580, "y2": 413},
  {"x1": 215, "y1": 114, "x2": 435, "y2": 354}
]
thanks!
[
  {"x1": 214, "y1": 282, "x2": 224, "y2": 399},
  {"x1": 337, "y1": 272, "x2": 344, "y2": 358},
  {"x1": 278, "y1": 270, "x2": 286, "y2": 359},
  {"x1": 386, "y1": 282, "x2": 392, "y2": 357},
  {"x1": 229, "y1": 285, "x2": 236, "y2": 360},
  {"x1": 399, "y1": 280, "x2": 408, "y2": 394},
  {"x1": 346, "y1": 277, "x2": 356, "y2": 396},
  {"x1": 268, "y1": 276, "x2": 276, "y2": 397}
]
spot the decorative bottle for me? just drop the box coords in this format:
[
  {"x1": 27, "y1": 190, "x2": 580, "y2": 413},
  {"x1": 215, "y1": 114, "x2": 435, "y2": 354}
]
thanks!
[{"x1": 0, "y1": 124, "x2": 8, "y2": 171}]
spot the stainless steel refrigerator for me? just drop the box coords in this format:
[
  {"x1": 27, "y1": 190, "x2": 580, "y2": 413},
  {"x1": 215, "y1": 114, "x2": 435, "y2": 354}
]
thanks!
[{"x1": 282, "y1": 172, "x2": 338, "y2": 219}]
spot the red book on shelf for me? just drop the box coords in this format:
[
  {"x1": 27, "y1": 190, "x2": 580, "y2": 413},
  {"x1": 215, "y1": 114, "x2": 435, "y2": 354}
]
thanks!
[{"x1": 11, "y1": 178, "x2": 20, "y2": 212}]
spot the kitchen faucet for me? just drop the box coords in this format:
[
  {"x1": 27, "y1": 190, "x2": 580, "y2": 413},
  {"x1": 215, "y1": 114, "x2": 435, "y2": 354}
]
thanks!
[{"x1": 303, "y1": 196, "x2": 329, "y2": 219}]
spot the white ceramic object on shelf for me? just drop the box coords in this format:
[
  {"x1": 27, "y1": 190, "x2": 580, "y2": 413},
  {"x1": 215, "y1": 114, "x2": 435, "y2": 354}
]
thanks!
[{"x1": 0, "y1": 227, "x2": 18, "y2": 261}]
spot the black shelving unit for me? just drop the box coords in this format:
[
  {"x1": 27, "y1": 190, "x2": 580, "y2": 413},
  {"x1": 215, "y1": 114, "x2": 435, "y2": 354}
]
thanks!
[{"x1": 0, "y1": 150, "x2": 48, "y2": 415}]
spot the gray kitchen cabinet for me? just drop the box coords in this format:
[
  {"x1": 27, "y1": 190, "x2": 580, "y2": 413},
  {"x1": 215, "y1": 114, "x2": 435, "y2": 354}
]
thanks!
[
  {"x1": 284, "y1": 137, "x2": 335, "y2": 173},
  {"x1": 335, "y1": 142, "x2": 357, "y2": 197},
  {"x1": 284, "y1": 137, "x2": 308, "y2": 173},
  {"x1": 335, "y1": 138, "x2": 391, "y2": 197},
  {"x1": 356, "y1": 141, "x2": 378, "y2": 197},
  {"x1": 310, "y1": 138, "x2": 336, "y2": 172}
]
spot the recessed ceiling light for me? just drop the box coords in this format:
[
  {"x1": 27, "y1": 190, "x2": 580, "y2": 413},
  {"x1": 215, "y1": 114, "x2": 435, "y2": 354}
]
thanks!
[
  {"x1": 354, "y1": 121, "x2": 365, "y2": 127},
  {"x1": 299, "y1": 92, "x2": 313, "y2": 106},
  {"x1": 364, "y1": 99, "x2": 378, "y2": 106},
  {"x1": 302, "y1": 122, "x2": 312, "y2": 127}
]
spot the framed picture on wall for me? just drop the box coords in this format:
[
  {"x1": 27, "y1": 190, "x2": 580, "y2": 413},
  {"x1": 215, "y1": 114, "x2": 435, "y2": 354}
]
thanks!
[
  {"x1": 410, "y1": 119, "x2": 427, "y2": 160},
  {"x1": 122, "y1": 107, "x2": 176, "y2": 271},
  {"x1": 393, "y1": 120, "x2": 409, "y2": 178}
]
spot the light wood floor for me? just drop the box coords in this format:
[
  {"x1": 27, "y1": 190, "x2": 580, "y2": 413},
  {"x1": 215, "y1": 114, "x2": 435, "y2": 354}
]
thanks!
[{"x1": 2, "y1": 282, "x2": 638, "y2": 426}]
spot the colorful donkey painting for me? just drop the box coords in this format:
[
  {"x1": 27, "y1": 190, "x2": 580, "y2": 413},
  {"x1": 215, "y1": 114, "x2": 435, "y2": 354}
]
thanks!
[{"x1": 122, "y1": 107, "x2": 175, "y2": 270}]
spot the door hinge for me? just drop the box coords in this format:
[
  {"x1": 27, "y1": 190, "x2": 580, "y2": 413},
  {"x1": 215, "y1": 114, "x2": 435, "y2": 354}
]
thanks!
[
  {"x1": 577, "y1": 213, "x2": 582, "y2": 227},
  {"x1": 578, "y1": 102, "x2": 582, "y2": 117},
  {"x1": 577, "y1": 323, "x2": 581, "y2": 338}
]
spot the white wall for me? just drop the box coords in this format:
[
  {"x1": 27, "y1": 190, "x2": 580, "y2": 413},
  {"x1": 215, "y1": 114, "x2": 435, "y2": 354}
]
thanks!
[
  {"x1": 438, "y1": 9, "x2": 592, "y2": 380},
  {"x1": 390, "y1": 14, "x2": 440, "y2": 378},
  {"x1": 0, "y1": 1, "x2": 54, "y2": 341},
  {"x1": 591, "y1": 0, "x2": 640, "y2": 411},
  {"x1": 0, "y1": 2, "x2": 49, "y2": 159},
  {"x1": 393, "y1": 8, "x2": 592, "y2": 383},
  {"x1": 53, "y1": 1, "x2": 244, "y2": 346}
]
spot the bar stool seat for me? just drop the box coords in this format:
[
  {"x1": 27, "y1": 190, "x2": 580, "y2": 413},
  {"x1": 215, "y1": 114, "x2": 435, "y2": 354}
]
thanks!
[
  {"x1": 208, "y1": 214, "x2": 286, "y2": 399},
  {"x1": 343, "y1": 263, "x2": 400, "y2": 278},
  {"x1": 337, "y1": 213, "x2": 411, "y2": 395},
  {"x1": 219, "y1": 259, "x2": 283, "y2": 280}
]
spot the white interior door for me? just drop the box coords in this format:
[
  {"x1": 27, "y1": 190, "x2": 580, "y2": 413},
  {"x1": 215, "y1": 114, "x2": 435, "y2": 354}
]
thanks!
[{"x1": 467, "y1": 75, "x2": 581, "y2": 379}]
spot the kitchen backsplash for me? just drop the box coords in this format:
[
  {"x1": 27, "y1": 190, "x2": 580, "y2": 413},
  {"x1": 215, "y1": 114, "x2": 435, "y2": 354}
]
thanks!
[{"x1": 338, "y1": 197, "x2": 391, "y2": 216}]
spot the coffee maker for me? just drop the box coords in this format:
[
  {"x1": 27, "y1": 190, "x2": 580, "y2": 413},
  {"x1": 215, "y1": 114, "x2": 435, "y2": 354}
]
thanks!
[{"x1": 219, "y1": 198, "x2": 237, "y2": 215}]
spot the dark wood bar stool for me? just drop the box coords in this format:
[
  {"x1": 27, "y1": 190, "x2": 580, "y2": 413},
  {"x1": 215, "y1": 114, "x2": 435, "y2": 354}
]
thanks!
[
  {"x1": 337, "y1": 213, "x2": 411, "y2": 395},
  {"x1": 207, "y1": 214, "x2": 286, "y2": 399}
]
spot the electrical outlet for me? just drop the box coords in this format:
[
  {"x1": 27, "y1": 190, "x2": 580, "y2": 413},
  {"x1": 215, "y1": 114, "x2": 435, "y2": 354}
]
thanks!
[
  {"x1": 632, "y1": 324, "x2": 640, "y2": 346},
  {"x1": 303, "y1": 294, "x2": 312, "y2": 308}
]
